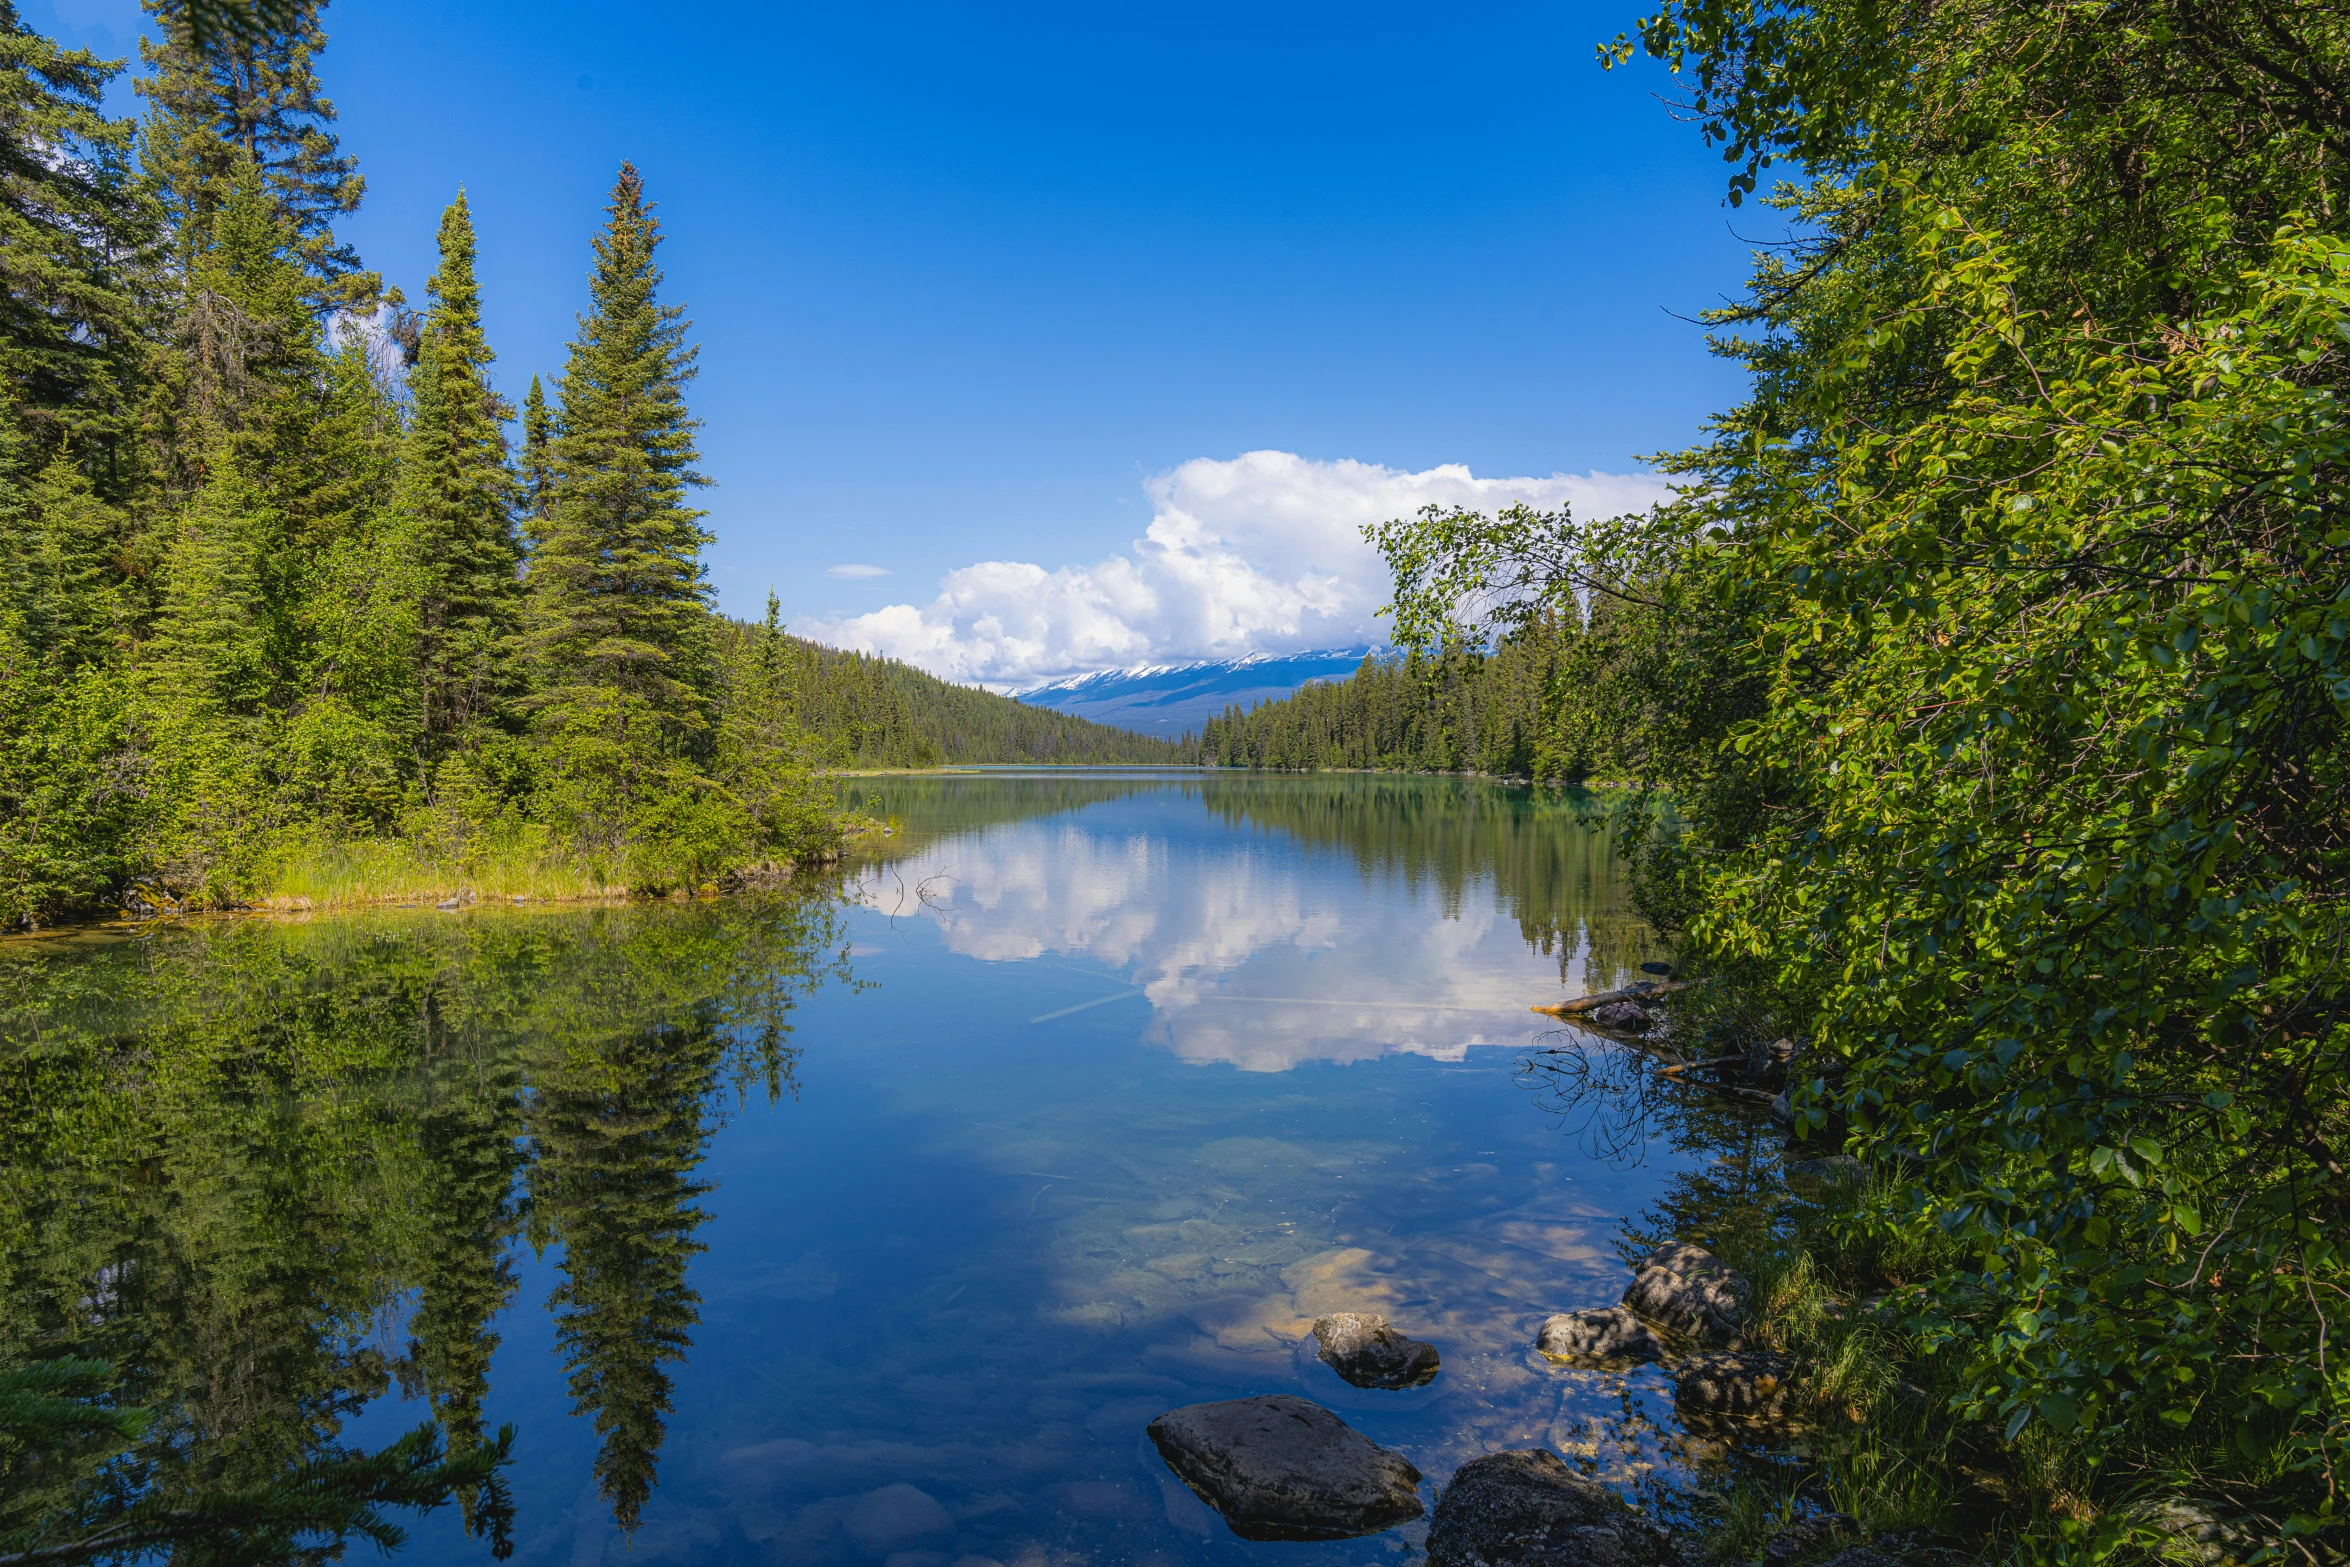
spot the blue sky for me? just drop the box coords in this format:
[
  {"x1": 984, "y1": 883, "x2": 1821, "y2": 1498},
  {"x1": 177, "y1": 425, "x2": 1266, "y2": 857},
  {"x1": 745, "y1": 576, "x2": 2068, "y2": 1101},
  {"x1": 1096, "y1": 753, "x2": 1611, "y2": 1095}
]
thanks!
[{"x1": 32, "y1": 0, "x2": 1763, "y2": 686}]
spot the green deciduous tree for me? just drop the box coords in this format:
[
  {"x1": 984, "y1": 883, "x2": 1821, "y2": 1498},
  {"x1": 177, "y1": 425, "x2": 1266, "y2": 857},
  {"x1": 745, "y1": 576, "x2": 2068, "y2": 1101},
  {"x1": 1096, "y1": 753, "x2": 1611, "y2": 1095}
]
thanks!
[{"x1": 1371, "y1": 0, "x2": 2350, "y2": 1544}]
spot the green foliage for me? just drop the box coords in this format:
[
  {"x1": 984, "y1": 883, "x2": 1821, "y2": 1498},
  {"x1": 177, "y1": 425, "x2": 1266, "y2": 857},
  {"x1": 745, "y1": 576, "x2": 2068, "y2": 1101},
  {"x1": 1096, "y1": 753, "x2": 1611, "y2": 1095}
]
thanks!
[
  {"x1": 0, "y1": 8, "x2": 152, "y2": 477},
  {"x1": 1377, "y1": 0, "x2": 2350, "y2": 1546},
  {"x1": 527, "y1": 163, "x2": 712, "y2": 755},
  {"x1": 137, "y1": 0, "x2": 372, "y2": 308},
  {"x1": 724, "y1": 619, "x2": 1192, "y2": 768},
  {"x1": 400, "y1": 191, "x2": 520, "y2": 757}
]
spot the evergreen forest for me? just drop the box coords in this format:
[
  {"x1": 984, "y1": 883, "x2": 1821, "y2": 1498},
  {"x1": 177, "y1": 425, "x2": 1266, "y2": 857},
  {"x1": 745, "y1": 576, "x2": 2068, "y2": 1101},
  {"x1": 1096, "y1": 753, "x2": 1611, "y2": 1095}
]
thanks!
[
  {"x1": 1195, "y1": 621, "x2": 1586, "y2": 779},
  {"x1": 0, "y1": 0, "x2": 1175, "y2": 933},
  {"x1": 727, "y1": 615, "x2": 1193, "y2": 770}
]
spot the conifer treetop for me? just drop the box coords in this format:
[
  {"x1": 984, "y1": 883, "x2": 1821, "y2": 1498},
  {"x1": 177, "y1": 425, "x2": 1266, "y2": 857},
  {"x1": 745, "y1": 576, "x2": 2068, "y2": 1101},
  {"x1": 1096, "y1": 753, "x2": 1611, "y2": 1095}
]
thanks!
[
  {"x1": 530, "y1": 161, "x2": 713, "y2": 746},
  {"x1": 0, "y1": 3, "x2": 155, "y2": 470},
  {"x1": 137, "y1": 0, "x2": 374, "y2": 308}
]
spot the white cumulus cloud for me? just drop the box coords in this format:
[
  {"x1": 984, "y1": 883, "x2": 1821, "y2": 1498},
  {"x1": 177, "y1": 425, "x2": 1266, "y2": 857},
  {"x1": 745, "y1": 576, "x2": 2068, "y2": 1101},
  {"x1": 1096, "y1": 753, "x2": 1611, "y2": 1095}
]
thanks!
[{"x1": 806, "y1": 451, "x2": 1673, "y2": 689}]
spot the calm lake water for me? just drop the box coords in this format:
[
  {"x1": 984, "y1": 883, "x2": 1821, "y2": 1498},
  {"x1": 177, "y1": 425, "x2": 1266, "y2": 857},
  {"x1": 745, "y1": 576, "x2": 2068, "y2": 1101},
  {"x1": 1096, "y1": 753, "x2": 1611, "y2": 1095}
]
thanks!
[{"x1": 0, "y1": 772, "x2": 1783, "y2": 1566}]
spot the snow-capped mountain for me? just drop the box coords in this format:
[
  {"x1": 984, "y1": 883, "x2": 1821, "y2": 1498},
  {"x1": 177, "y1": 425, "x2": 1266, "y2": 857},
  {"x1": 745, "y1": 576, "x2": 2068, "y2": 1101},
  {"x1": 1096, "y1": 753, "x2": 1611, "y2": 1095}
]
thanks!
[{"x1": 1016, "y1": 649, "x2": 1378, "y2": 734}]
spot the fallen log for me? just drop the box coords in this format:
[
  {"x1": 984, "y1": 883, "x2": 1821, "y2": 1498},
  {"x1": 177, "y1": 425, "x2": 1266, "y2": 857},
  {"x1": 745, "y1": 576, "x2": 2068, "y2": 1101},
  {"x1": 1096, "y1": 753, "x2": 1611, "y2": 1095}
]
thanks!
[{"x1": 1531, "y1": 979, "x2": 1692, "y2": 1017}]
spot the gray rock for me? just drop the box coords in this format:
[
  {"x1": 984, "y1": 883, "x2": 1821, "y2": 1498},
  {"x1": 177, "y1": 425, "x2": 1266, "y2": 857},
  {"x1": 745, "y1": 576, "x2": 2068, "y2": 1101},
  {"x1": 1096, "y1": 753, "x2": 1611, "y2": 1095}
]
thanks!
[
  {"x1": 1639, "y1": 961, "x2": 1674, "y2": 976},
  {"x1": 1761, "y1": 1511, "x2": 1857, "y2": 1565},
  {"x1": 1588, "y1": 1000, "x2": 1653, "y2": 1031},
  {"x1": 1147, "y1": 1395, "x2": 1424, "y2": 1542},
  {"x1": 845, "y1": 1484, "x2": 954, "y2": 1558},
  {"x1": 1426, "y1": 1449, "x2": 1678, "y2": 1567},
  {"x1": 1671, "y1": 1352, "x2": 1794, "y2": 1424},
  {"x1": 1535, "y1": 1307, "x2": 1663, "y2": 1366},
  {"x1": 1312, "y1": 1313, "x2": 1441, "y2": 1389},
  {"x1": 2120, "y1": 1498, "x2": 2264, "y2": 1566},
  {"x1": 1748, "y1": 1037, "x2": 1799, "y2": 1081},
  {"x1": 1621, "y1": 1243, "x2": 1751, "y2": 1345}
]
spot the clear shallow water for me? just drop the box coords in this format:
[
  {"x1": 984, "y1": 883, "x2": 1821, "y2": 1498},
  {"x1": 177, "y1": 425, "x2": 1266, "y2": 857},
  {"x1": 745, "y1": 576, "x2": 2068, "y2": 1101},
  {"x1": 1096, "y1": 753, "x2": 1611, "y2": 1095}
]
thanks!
[{"x1": 0, "y1": 773, "x2": 1780, "y2": 1566}]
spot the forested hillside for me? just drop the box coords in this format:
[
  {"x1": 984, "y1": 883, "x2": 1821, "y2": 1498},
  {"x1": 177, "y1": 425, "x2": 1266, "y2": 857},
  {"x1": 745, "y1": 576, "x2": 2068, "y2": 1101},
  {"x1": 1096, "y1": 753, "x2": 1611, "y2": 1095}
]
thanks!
[
  {"x1": 1196, "y1": 620, "x2": 1585, "y2": 778},
  {"x1": 0, "y1": 0, "x2": 854, "y2": 926},
  {"x1": 716, "y1": 612, "x2": 1193, "y2": 768}
]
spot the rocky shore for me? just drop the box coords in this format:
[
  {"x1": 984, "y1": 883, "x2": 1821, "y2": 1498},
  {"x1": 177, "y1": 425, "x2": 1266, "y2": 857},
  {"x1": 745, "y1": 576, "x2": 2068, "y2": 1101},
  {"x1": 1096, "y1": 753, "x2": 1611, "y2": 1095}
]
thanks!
[{"x1": 1140, "y1": 1231, "x2": 1950, "y2": 1566}]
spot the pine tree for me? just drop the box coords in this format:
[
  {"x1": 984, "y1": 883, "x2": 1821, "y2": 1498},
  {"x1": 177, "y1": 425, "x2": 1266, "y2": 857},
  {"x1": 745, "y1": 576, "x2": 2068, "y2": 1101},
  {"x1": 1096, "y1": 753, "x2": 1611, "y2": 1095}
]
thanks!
[
  {"x1": 174, "y1": 153, "x2": 318, "y2": 457},
  {"x1": 0, "y1": 3, "x2": 155, "y2": 486},
  {"x1": 399, "y1": 190, "x2": 518, "y2": 758},
  {"x1": 528, "y1": 163, "x2": 712, "y2": 754},
  {"x1": 519, "y1": 373, "x2": 552, "y2": 534},
  {"x1": 137, "y1": 0, "x2": 372, "y2": 308},
  {"x1": 4, "y1": 458, "x2": 129, "y2": 672}
]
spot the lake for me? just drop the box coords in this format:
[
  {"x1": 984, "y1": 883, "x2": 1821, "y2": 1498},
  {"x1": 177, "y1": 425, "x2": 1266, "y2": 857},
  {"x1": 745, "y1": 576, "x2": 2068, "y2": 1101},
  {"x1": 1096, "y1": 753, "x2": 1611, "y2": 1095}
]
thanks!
[{"x1": 0, "y1": 771, "x2": 1785, "y2": 1566}]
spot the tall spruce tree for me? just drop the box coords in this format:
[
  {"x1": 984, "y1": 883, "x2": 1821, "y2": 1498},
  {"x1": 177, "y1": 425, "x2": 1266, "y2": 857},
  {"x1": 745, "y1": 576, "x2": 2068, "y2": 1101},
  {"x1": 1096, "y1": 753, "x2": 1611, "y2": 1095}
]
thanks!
[
  {"x1": 528, "y1": 164, "x2": 712, "y2": 756},
  {"x1": 137, "y1": 0, "x2": 371, "y2": 308},
  {"x1": 0, "y1": 3, "x2": 154, "y2": 487},
  {"x1": 399, "y1": 190, "x2": 518, "y2": 759}
]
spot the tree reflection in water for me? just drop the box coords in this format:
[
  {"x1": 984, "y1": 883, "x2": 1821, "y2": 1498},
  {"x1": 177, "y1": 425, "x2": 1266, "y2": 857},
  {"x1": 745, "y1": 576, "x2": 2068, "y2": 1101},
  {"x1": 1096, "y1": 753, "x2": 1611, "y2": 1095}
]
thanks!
[
  {"x1": 1517, "y1": 1027, "x2": 1785, "y2": 1262},
  {"x1": 1516, "y1": 1026, "x2": 1808, "y2": 1516},
  {"x1": 0, "y1": 891, "x2": 848, "y2": 1545}
]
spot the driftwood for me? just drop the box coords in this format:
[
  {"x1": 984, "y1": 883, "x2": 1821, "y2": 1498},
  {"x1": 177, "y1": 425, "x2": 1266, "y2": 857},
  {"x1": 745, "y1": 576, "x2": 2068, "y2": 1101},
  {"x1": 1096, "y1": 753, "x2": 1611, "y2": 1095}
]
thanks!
[{"x1": 1530, "y1": 979, "x2": 1692, "y2": 1018}]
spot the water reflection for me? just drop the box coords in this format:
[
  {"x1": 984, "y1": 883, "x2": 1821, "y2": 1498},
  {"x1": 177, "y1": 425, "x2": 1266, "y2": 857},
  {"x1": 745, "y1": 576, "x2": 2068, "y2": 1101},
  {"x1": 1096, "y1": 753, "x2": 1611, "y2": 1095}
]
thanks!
[
  {"x1": 0, "y1": 896, "x2": 846, "y2": 1550},
  {"x1": 851, "y1": 773, "x2": 1660, "y2": 1071},
  {"x1": 0, "y1": 775, "x2": 1780, "y2": 1565}
]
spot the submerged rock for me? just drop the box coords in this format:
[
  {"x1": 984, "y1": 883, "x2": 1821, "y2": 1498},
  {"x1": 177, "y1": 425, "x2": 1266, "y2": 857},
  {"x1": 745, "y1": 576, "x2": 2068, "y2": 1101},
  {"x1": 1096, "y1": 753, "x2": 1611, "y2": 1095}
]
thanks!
[
  {"x1": 1622, "y1": 1243, "x2": 1751, "y2": 1346},
  {"x1": 1146, "y1": 1395, "x2": 1424, "y2": 1542},
  {"x1": 1639, "y1": 961, "x2": 1675, "y2": 976},
  {"x1": 1671, "y1": 1351, "x2": 1794, "y2": 1424},
  {"x1": 1312, "y1": 1313, "x2": 1441, "y2": 1389},
  {"x1": 844, "y1": 1483, "x2": 954, "y2": 1558},
  {"x1": 1587, "y1": 1000, "x2": 1653, "y2": 1031},
  {"x1": 1426, "y1": 1449, "x2": 1678, "y2": 1567},
  {"x1": 1535, "y1": 1306, "x2": 1663, "y2": 1366}
]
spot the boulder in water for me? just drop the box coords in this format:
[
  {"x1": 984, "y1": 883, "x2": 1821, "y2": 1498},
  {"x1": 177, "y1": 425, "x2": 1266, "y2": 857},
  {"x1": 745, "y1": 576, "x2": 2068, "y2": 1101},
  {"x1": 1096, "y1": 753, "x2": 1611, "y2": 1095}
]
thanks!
[
  {"x1": 1427, "y1": 1449, "x2": 1678, "y2": 1567},
  {"x1": 1146, "y1": 1395, "x2": 1424, "y2": 1541},
  {"x1": 1535, "y1": 1306, "x2": 1663, "y2": 1366},
  {"x1": 1672, "y1": 1351, "x2": 1795, "y2": 1424},
  {"x1": 844, "y1": 1483, "x2": 954, "y2": 1558},
  {"x1": 1587, "y1": 1000, "x2": 1653, "y2": 1031},
  {"x1": 1621, "y1": 1243, "x2": 1751, "y2": 1345},
  {"x1": 1312, "y1": 1313, "x2": 1441, "y2": 1389}
]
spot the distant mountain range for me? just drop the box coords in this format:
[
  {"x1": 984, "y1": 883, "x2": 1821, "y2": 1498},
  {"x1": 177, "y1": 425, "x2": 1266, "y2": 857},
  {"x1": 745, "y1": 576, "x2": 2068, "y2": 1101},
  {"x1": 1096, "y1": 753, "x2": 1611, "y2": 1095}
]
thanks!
[{"x1": 1016, "y1": 649, "x2": 1377, "y2": 733}]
